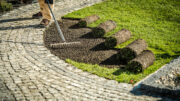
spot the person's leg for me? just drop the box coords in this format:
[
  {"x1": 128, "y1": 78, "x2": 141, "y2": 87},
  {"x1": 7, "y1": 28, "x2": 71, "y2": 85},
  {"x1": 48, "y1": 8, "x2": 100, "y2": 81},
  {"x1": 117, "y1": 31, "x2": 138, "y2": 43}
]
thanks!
[
  {"x1": 32, "y1": 0, "x2": 43, "y2": 19},
  {"x1": 38, "y1": 0, "x2": 44, "y2": 13},
  {"x1": 40, "y1": 0, "x2": 55, "y2": 26},
  {"x1": 42, "y1": 0, "x2": 54, "y2": 21}
]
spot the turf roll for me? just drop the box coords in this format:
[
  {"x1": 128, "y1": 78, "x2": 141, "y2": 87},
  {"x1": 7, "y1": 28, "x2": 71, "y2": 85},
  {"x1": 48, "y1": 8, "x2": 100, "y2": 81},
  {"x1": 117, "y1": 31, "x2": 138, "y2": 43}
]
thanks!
[
  {"x1": 92, "y1": 20, "x2": 116, "y2": 37},
  {"x1": 117, "y1": 39, "x2": 148, "y2": 62},
  {"x1": 105, "y1": 29, "x2": 131, "y2": 48},
  {"x1": 78, "y1": 15, "x2": 100, "y2": 27},
  {"x1": 126, "y1": 50, "x2": 155, "y2": 73}
]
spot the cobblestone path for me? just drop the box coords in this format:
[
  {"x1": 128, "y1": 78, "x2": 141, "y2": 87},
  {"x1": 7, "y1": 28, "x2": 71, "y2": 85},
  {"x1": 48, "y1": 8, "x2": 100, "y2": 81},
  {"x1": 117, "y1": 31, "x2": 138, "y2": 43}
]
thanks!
[{"x1": 0, "y1": 0, "x2": 177, "y2": 101}]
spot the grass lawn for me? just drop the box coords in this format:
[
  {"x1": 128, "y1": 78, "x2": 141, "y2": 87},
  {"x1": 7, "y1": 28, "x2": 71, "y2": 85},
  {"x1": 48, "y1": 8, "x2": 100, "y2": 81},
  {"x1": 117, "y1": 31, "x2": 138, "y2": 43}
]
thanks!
[{"x1": 64, "y1": 0, "x2": 180, "y2": 84}]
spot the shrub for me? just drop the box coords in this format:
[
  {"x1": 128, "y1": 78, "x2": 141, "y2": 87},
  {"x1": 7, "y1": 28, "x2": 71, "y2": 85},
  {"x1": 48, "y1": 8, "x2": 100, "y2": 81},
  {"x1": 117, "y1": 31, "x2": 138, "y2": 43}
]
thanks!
[
  {"x1": 177, "y1": 74, "x2": 180, "y2": 80},
  {"x1": 21, "y1": 0, "x2": 34, "y2": 4},
  {"x1": 0, "y1": 0, "x2": 13, "y2": 12}
]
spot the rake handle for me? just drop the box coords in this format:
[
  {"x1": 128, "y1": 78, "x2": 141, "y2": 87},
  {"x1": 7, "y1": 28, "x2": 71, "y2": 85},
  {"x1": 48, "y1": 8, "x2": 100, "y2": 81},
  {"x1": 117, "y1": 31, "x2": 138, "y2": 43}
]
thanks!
[{"x1": 45, "y1": 0, "x2": 66, "y2": 42}]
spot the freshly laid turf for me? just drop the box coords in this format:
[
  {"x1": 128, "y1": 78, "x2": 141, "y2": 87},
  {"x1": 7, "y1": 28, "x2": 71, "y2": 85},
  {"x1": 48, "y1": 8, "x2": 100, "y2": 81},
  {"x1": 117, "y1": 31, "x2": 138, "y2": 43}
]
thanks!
[
  {"x1": 78, "y1": 15, "x2": 100, "y2": 27},
  {"x1": 105, "y1": 29, "x2": 131, "y2": 48},
  {"x1": 92, "y1": 20, "x2": 116, "y2": 37},
  {"x1": 117, "y1": 39, "x2": 148, "y2": 63},
  {"x1": 61, "y1": 0, "x2": 180, "y2": 84},
  {"x1": 44, "y1": 19, "x2": 121, "y2": 68},
  {"x1": 126, "y1": 50, "x2": 155, "y2": 73}
]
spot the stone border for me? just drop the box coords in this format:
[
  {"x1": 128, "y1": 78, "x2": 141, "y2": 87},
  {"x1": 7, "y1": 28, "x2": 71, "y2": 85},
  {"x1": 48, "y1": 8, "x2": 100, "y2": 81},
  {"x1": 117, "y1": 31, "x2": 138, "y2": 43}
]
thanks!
[
  {"x1": 0, "y1": 0, "x2": 178, "y2": 100},
  {"x1": 133, "y1": 56, "x2": 180, "y2": 97}
]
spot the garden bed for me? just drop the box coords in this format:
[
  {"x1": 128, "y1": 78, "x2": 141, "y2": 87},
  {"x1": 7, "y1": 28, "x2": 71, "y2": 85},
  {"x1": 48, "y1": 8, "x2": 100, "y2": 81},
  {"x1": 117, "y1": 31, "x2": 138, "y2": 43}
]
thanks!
[
  {"x1": 44, "y1": 0, "x2": 180, "y2": 84},
  {"x1": 44, "y1": 19, "x2": 122, "y2": 68}
]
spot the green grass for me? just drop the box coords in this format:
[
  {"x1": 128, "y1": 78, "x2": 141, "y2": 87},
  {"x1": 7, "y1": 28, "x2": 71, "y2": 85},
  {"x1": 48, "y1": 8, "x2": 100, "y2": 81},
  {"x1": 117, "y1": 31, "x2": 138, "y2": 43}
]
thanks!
[
  {"x1": 64, "y1": 0, "x2": 180, "y2": 84},
  {"x1": 0, "y1": 0, "x2": 13, "y2": 12}
]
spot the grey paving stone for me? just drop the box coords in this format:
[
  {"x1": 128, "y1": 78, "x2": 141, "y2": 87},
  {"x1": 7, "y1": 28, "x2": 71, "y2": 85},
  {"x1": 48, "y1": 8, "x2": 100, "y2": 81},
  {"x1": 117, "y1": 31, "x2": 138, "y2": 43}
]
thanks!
[
  {"x1": 134, "y1": 56, "x2": 180, "y2": 98},
  {"x1": 0, "y1": 0, "x2": 179, "y2": 101}
]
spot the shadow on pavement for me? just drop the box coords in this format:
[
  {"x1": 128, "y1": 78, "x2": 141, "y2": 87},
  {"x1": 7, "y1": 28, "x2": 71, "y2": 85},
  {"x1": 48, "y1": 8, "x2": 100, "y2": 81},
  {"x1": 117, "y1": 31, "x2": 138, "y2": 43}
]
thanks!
[
  {"x1": 0, "y1": 17, "x2": 45, "y2": 30},
  {"x1": 0, "y1": 17, "x2": 33, "y2": 23},
  {"x1": 130, "y1": 84, "x2": 180, "y2": 101},
  {"x1": 1, "y1": 40, "x2": 44, "y2": 46},
  {"x1": 0, "y1": 24, "x2": 44, "y2": 30}
]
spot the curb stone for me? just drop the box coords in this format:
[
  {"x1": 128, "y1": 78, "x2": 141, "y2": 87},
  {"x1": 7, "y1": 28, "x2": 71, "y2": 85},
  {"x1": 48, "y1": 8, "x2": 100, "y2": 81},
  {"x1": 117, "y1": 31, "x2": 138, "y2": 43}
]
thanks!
[
  {"x1": 133, "y1": 56, "x2": 180, "y2": 98},
  {"x1": 0, "y1": 0, "x2": 179, "y2": 100}
]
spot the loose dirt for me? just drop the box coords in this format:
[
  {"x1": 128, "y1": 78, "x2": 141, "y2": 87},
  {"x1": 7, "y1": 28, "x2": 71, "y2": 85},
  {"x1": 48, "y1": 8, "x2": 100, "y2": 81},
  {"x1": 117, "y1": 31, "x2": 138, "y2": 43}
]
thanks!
[{"x1": 44, "y1": 19, "x2": 124, "y2": 68}]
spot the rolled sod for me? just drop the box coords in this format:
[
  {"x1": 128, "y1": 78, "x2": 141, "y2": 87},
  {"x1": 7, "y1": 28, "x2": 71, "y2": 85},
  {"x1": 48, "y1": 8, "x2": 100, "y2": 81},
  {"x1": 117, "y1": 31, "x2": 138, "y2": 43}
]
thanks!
[
  {"x1": 78, "y1": 15, "x2": 100, "y2": 27},
  {"x1": 126, "y1": 50, "x2": 155, "y2": 73},
  {"x1": 105, "y1": 29, "x2": 131, "y2": 48},
  {"x1": 117, "y1": 39, "x2": 148, "y2": 62},
  {"x1": 92, "y1": 20, "x2": 116, "y2": 37}
]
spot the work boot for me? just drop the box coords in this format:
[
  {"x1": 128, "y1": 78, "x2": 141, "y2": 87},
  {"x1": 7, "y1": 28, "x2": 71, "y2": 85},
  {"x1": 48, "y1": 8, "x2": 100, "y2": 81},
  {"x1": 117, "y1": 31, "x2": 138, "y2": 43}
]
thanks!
[
  {"x1": 32, "y1": 12, "x2": 42, "y2": 19},
  {"x1": 40, "y1": 19, "x2": 50, "y2": 26}
]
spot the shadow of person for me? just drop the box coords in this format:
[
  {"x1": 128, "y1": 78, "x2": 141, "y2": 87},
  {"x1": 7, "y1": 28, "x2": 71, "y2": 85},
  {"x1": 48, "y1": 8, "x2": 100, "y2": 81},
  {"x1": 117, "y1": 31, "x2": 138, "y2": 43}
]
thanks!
[
  {"x1": 1, "y1": 40, "x2": 44, "y2": 46},
  {"x1": 0, "y1": 17, "x2": 33, "y2": 23},
  {"x1": 0, "y1": 24, "x2": 44, "y2": 30}
]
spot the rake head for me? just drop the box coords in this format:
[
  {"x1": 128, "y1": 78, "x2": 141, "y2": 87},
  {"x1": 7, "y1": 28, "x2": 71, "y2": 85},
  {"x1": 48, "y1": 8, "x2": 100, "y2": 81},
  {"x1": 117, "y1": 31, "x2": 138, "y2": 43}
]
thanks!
[{"x1": 50, "y1": 42, "x2": 82, "y2": 49}]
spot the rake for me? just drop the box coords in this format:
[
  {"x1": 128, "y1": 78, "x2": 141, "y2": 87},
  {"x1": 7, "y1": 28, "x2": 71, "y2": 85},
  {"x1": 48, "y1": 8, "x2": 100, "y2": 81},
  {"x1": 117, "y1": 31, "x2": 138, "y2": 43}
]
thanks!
[{"x1": 45, "y1": 0, "x2": 81, "y2": 48}]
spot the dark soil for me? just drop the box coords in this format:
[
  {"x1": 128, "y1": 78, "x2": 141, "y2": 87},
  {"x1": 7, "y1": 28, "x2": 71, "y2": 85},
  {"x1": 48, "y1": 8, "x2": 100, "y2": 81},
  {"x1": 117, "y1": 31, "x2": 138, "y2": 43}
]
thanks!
[{"x1": 44, "y1": 19, "x2": 124, "y2": 68}]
